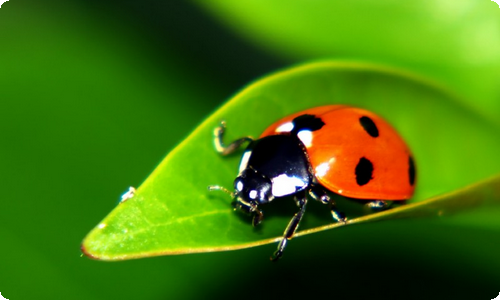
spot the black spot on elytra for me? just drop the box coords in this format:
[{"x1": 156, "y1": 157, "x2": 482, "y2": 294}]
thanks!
[
  {"x1": 409, "y1": 156, "x2": 416, "y2": 186},
  {"x1": 359, "y1": 116, "x2": 379, "y2": 137},
  {"x1": 355, "y1": 157, "x2": 373, "y2": 186},
  {"x1": 291, "y1": 114, "x2": 325, "y2": 135}
]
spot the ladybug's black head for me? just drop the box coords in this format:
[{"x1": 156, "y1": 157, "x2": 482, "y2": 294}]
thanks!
[{"x1": 233, "y1": 169, "x2": 273, "y2": 213}]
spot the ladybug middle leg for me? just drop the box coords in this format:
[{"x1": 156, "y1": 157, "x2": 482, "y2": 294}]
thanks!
[
  {"x1": 271, "y1": 191, "x2": 308, "y2": 261},
  {"x1": 309, "y1": 185, "x2": 347, "y2": 223},
  {"x1": 213, "y1": 121, "x2": 253, "y2": 155}
]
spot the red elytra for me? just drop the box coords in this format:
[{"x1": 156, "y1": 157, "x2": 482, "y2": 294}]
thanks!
[{"x1": 260, "y1": 105, "x2": 416, "y2": 200}]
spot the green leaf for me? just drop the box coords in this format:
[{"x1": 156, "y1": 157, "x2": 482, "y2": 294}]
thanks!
[
  {"x1": 194, "y1": 0, "x2": 500, "y2": 125},
  {"x1": 82, "y1": 61, "x2": 500, "y2": 261}
]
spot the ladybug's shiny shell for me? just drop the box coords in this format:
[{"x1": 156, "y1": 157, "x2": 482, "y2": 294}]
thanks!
[{"x1": 260, "y1": 105, "x2": 415, "y2": 200}]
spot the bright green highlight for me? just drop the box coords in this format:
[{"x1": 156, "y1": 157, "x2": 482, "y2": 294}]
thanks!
[{"x1": 195, "y1": 0, "x2": 500, "y2": 125}]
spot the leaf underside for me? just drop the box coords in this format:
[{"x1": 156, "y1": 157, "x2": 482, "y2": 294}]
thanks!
[{"x1": 82, "y1": 61, "x2": 500, "y2": 261}]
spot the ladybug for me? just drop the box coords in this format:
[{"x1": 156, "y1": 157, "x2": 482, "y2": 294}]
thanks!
[{"x1": 209, "y1": 105, "x2": 416, "y2": 260}]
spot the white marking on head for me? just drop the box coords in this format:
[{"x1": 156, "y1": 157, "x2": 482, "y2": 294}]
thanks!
[
  {"x1": 98, "y1": 223, "x2": 106, "y2": 229},
  {"x1": 236, "y1": 181, "x2": 244, "y2": 191},
  {"x1": 249, "y1": 190, "x2": 258, "y2": 199},
  {"x1": 276, "y1": 122, "x2": 294, "y2": 133},
  {"x1": 297, "y1": 130, "x2": 313, "y2": 147},
  {"x1": 272, "y1": 174, "x2": 307, "y2": 197}
]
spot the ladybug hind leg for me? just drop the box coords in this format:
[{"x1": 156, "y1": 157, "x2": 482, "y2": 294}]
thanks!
[
  {"x1": 365, "y1": 200, "x2": 393, "y2": 212},
  {"x1": 213, "y1": 121, "x2": 253, "y2": 155},
  {"x1": 308, "y1": 185, "x2": 346, "y2": 223}
]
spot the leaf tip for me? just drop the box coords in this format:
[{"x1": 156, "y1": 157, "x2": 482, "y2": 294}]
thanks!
[{"x1": 80, "y1": 242, "x2": 100, "y2": 260}]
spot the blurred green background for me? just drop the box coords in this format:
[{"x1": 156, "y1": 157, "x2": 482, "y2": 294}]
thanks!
[{"x1": 1, "y1": 1, "x2": 499, "y2": 299}]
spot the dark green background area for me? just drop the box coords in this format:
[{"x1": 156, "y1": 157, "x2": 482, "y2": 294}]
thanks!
[{"x1": 0, "y1": 1, "x2": 499, "y2": 299}]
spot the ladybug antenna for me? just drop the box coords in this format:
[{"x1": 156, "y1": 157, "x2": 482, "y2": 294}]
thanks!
[{"x1": 208, "y1": 185, "x2": 234, "y2": 198}]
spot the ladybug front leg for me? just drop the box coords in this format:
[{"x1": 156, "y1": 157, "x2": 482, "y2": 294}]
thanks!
[
  {"x1": 213, "y1": 121, "x2": 253, "y2": 155},
  {"x1": 271, "y1": 192, "x2": 308, "y2": 261}
]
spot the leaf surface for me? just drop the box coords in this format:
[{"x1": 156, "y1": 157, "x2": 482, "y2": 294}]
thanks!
[{"x1": 82, "y1": 61, "x2": 500, "y2": 260}]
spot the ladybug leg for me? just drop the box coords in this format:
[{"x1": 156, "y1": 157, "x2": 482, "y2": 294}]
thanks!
[
  {"x1": 330, "y1": 206, "x2": 347, "y2": 223},
  {"x1": 252, "y1": 207, "x2": 264, "y2": 227},
  {"x1": 231, "y1": 198, "x2": 264, "y2": 226},
  {"x1": 271, "y1": 192, "x2": 308, "y2": 261},
  {"x1": 309, "y1": 186, "x2": 346, "y2": 223},
  {"x1": 214, "y1": 121, "x2": 253, "y2": 155},
  {"x1": 365, "y1": 200, "x2": 393, "y2": 212},
  {"x1": 308, "y1": 186, "x2": 330, "y2": 204}
]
